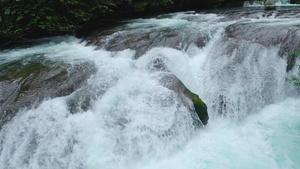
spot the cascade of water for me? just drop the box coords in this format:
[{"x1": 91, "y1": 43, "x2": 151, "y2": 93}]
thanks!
[
  {"x1": 0, "y1": 8, "x2": 300, "y2": 169},
  {"x1": 243, "y1": 0, "x2": 296, "y2": 7}
]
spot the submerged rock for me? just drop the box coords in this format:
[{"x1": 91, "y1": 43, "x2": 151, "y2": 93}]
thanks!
[{"x1": 0, "y1": 60, "x2": 97, "y2": 127}]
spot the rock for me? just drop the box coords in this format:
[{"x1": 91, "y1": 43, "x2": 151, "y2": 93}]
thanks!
[
  {"x1": 287, "y1": 52, "x2": 297, "y2": 72},
  {"x1": 158, "y1": 73, "x2": 209, "y2": 126},
  {"x1": 149, "y1": 58, "x2": 209, "y2": 126},
  {"x1": 84, "y1": 23, "x2": 209, "y2": 59},
  {"x1": 0, "y1": 60, "x2": 97, "y2": 128},
  {"x1": 225, "y1": 21, "x2": 300, "y2": 71},
  {"x1": 184, "y1": 88, "x2": 209, "y2": 125}
]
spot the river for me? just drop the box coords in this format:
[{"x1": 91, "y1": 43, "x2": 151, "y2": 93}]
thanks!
[{"x1": 0, "y1": 7, "x2": 300, "y2": 169}]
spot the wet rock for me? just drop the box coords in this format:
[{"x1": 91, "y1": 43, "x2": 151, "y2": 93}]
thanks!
[
  {"x1": 85, "y1": 25, "x2": 209, "y2": 58},
  {"x1": 66, "y1": 87, "x2": 94, "y2": 114},
  {"x1": 225, "y1": 21, "x2": 300, "y2": 71},
  {"x1": 66, "y1": 85, "x2": 108, "y2": 114},
  {"x1": 149, "y1": 58, "x2": 209, "y2": 126},
  {"x1": 287, "y1": 52, "x2": 297, "y2": 72},
  {"x1": 158, "y1": 73, "x2": 209, "y2": 126},
  {"x1": 0, "y1": 60, "x2": 97, "y2": 127},
  {"x1": 185, "y1": 88, "x2": 209, "y2": 125}
]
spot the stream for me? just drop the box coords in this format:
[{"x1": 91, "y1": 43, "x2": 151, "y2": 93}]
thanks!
[{"x1": 0, "y1": 7, "x2": 300, "y2": 169}]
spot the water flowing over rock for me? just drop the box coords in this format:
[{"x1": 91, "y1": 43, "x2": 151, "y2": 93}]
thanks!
[
  {"x1": 83, "y1": 13, "x2": 214, "y2": 58},
  {"x1": 148, "y1": 58, "x2": 208, "y2": 125},
  {"x1": 81, "y1": 8, "x2": 300, "y2": 118},
  {"x1": 1, "y1": 7, "x2": 300, "y2": 169},
  {"x1": 224, "y1": 18, "x2": 300, "y2": 71},
  {"x1": 84, "y1": 9, "x2": 300, "y2": 71},
  {"x1": 243, "y1": 0, "x2": 294, "y2": 7},
  {"x1": 87, "y1": 29, "x2": 209, "y2": 59},
  {"x1": 159, "y1": 74, "x2": 208, "y2": 125},
  {"x1": 0, "y1": 59, "x2": 97, "y2": 127}
]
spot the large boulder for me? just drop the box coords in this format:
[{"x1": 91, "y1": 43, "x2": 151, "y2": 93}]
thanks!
[
  {"x1": 158, "y1": 73, "x2": 208, "y2": 126},
  {"x1": 0, "y1": 59, "x2": 97, "y2": 128},
  {"x1": 185, "y1": 88, "x2": 209, "y2": 125},
  {"x1": 149, "y1": 58, "x2": 209, "y2": 126},
  {"x1": 85, "y1": 28, "x2": 209, "y2": 59},
  {"x1": 80, "y1": 17, "x2": 210, "y2": 59},
  {"x1": 225, "y1": 20, "x2": 300, "y2": 71}
]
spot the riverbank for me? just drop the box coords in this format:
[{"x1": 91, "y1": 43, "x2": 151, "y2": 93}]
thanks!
[
  {"x1": 0, "y1": 0, "x2": 246, "y2": 50},
  {"x1": 1, "y1": 0, "x2": 299, "y2": 50},
  {"x1": 1, "y1": 7, "x2": 300, "y2": 168}
]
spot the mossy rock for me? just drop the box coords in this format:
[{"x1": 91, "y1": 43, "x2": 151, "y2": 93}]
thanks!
[
  {"x1": 157, "y1": 72, "x2": 209, "y2": 126},
  {"x1": 185, "y1": 89, "x2": 209, "y2": 125},
  {"x1": 0, "y1": 60, "x2": 97, "y2": 128}
]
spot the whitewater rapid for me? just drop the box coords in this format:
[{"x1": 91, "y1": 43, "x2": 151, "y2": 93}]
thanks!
[
  {"x1": 0, "y1": 8, "x2": 300, "y2": 169},
  {"x1": 243, "y1": 0, "x2": 300, "y2": 7}
]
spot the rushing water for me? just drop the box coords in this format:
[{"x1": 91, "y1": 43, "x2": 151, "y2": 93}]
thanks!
[
  {"x1": 0, "y1": 8, "x2": 300, "y2": 169},
  {"x1": 243, "y1": 0, "x2": 299, "y2": 7}
]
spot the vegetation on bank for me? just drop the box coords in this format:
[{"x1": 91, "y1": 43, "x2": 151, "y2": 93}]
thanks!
[
  {"x1": 286, "y1": 49, "x2": 300, "y2": 87},
  {"x1": 0, "y1": 0, "x2": 120, "y2": 39},
  {"x1": 264, "y1": 0, "x2": 277, "y2": 10},
  {"x1": 291, "y1": 0, "x2": 300, "y2": 4},
  {"x1": 0, "y1": 0, "x2": 243, "y2": 42},
  {"x1": 1, "y1": 0, "x2": 299, "y2": 42}
]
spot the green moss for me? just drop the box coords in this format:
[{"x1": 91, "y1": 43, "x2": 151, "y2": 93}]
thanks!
[
  {"x1": 286, "y1": 49, "x2": 300, "y2": 87},
  {"x1": 185, "y1": 88, "x2": 209, "y2": 125},
  {"x1": 10, "y1": 63, "x2": 46, "y2": 78},
  {"x1": 186, "y1": 89, "x2": 206, "y2": 107}
]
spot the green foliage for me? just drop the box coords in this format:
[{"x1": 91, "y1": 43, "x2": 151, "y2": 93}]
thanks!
[
  {"x1": 133, "y1": 1, "x2": 149, "y2": 12},
  {"x1": 291, "y1": 0, "x2": 300, "y2": 4},
  {"x1": 286, "y1": 75, "x2": 300, "y2": 86},
  {"x1": 0, "y1": 0, "x2": 117, "y2": 37},
  {"x1": 0, "y1": 0, "x2": 237, "y2": 39},
  {"x1": 264, "y1": 0, "x2": 277, "y2": 10},
  {"x1": 264, "y1": 6, "x2": 277, "y2": 10},
  {"x1": 286, "y1": 49, "x2": 300, "y2": 87},
  {"x1": 294, "y1": 50, "x2": 300, "y2": 56}
]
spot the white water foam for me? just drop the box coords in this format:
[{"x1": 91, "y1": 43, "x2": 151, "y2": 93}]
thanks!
[
  {"x1": 244, "y1": 0, "x2": 299, "y2": 7},
  {"x1": 0, "y1": 37, "x2": 197, "y2": 169},
  {"x1": 1, "y1": 10, "x2": 300, "y2": 169},
  {"x1": 138, "y1": 97, "x2": 300, "y2": 169}
]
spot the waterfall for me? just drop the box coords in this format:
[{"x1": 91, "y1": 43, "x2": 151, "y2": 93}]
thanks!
[
  {"x1": 0, "y1": 7, "x2": 300, "y2": 169},
  {"x1": 243, "y1": 0, "x2": 296, "y2": 7}
]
